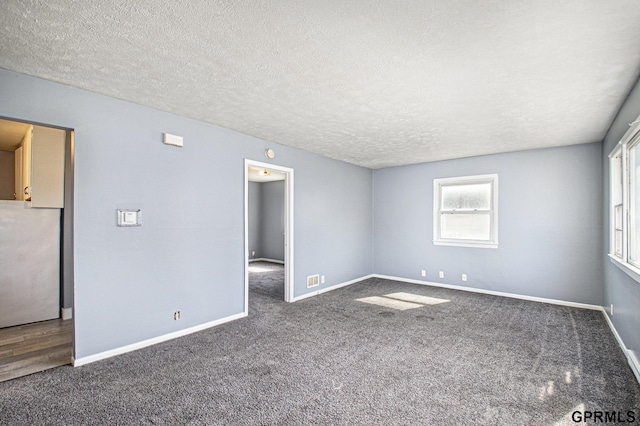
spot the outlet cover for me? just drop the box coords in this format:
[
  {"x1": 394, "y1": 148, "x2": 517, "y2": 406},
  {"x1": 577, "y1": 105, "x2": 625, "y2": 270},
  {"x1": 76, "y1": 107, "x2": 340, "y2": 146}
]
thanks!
[
  {"x1": 439, "y1": 271, "x2": 444, "y2": 279},
  {"x1": 461, "y1": 274, "x2": 467, "y2": 282},
  {"x1": 421, "y1": 270, "x2": 426, "y2": 277}
]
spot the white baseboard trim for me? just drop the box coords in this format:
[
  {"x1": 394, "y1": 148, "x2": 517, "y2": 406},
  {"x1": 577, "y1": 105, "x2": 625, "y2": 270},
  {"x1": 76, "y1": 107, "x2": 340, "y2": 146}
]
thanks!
[
  {"x1": 372, "y1": 274, "x2": 602, "y2": 311},
  {"x1": 61, "y1": 307, "x2": 73, "y2": 320},
  {"x1": 600, "y1": 308, "x2": 640, "y2": 385},
  {"x1": 249, "y1": 258, "x2": 284, "y2": 264},
  {"x1": 291, "y1": 274, "x2": 374, "y2": 302},
  {"x1": 72, "y1": 311, "x2": 247, "y2": 367}
]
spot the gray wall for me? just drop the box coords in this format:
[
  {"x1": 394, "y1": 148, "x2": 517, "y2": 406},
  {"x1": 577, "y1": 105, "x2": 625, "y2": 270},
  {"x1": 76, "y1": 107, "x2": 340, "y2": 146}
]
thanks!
[
  {"x1": 260, "y1": 181, "x2": 285, "y2": 261},
  {"x1": 247, "y1": 181, "x2": 285, "y2": 262},
  {"x1": 248, "y1": 181, "x2": 261, "y2": 260},
  {"x1": 0, "y1": 150, "x2": 14, "y2": 199},
  {"x1": 374, "y1": 142, "x2": 603, "y2": 305},
  {"x1": 602, "y1": 76, "x2": 640, "y2": 356},
  {"x1": 0, "y1": 69, "x2": 373, "y2": 359}
]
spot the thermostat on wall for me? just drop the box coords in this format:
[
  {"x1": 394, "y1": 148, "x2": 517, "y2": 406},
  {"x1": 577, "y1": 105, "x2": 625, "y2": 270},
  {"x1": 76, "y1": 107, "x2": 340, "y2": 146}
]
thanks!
[{"x1": 117, "y1": 209, "x2": 142, "y2": 227}]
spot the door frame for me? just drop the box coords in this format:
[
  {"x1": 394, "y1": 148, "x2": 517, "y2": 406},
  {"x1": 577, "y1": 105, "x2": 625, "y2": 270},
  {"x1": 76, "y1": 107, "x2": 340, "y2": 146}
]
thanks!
[{"x1": 244, "y1": 159, "x2": 294, "y2": 310}]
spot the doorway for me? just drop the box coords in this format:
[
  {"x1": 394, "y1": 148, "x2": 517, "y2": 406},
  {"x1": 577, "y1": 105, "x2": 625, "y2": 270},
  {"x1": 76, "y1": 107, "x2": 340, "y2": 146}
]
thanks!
[
  {"x1": 0, "y1": 117, "x2": 74, "y2": 381},
  {"x1": 244, "y1": 159, "x2": 294, "y2": 311}
]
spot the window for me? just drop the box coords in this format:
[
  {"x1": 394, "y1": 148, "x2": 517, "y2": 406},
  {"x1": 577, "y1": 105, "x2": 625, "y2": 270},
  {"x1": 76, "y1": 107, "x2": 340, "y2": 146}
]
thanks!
[
  {"x1": 609, "y1": 114, "x2": 640, "y2": 282},
  {"x1": 433, "y1": 174, "x2": 498, "y2": 248}
]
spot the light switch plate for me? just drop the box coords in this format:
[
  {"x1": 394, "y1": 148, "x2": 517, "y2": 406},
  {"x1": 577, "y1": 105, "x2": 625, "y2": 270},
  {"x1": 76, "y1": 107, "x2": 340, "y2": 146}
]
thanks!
[{"x1": 117, "y1": 209, "x2": 142, "y2": 226}]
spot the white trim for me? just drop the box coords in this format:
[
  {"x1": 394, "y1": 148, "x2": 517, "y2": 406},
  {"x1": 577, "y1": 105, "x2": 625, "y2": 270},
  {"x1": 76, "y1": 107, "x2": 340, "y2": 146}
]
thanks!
[
  {"x1": 433, "y1": 174, "x2": 499, "y2": 248},
  {"x1": 372, "y1": 274, "x2": 602, "y2": 310},
  {"x1": 61, "y1": 307, "x2": 72, "y2": 320},
  {"x1": 291, "y1": 274, "x2": 374, "y2": 302},
  {"x1": 244, "y1": 159, "x2": 294, "y2": 307},
  {"x1": 72, "y1": 312, "x2": 246, "y2": 367},
  {"x1": 600, "y1": 308, "x2": 640, "y2": 385},
  {"x1": 249, "y1": 258, "x2": 285, "y2": 264},
  {"x1": 609, "y1": 254, "x2": 640, "y2": 283},
  {"x1": 433, "y1": 241, "x2": 498, "y2": 249}
]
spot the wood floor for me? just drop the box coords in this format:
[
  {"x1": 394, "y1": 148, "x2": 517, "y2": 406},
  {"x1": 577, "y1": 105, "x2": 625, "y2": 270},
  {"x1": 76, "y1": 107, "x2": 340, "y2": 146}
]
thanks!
[{"x1": 0, "y1": 318, "x2": 72, "y2": 382}]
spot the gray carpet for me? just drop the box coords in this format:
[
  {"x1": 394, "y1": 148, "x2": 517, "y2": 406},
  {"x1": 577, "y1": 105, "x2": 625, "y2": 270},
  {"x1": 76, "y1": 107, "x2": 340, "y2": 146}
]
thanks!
[{"x1": 1, "y1": 261, "x2": 638, "y2": 425}]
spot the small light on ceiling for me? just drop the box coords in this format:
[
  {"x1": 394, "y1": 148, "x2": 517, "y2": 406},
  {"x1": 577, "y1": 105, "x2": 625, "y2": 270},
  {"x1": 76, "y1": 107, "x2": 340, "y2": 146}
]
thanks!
[
  {"x1": 259, "y1": 169, "x2": 271, "y2": 177},
  {"x1": 265, "y1": 148, "x2": 275, "y2": 159}
]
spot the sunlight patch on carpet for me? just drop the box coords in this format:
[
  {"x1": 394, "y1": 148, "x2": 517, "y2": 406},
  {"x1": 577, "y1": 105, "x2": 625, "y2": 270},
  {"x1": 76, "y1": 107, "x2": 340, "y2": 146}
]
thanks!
[{"x1": 356, "y1": 292, "x2": 450, "y2": 310}]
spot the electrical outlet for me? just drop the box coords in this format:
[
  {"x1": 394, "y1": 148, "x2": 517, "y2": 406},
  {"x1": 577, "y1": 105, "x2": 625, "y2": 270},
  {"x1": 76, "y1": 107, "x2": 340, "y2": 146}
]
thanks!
[
  {"x1": 461, "y1": 274, "x2": 467, "y2": 282},
  {"x1": 421, "y1": 270, "x2": 426, "y2": 277},
  {"x1": 251, "y1": 251, "x2": 255, "y2": 256},
  {"x1": 611, "y1": 304, "x2": 614, "y2": 316},
  {"x1": 321, "y1": 275, "x2": 325, "y2": 284},
  {"x1": 439, "y1": 271, "x2": 444, "y2": 279},
  {"x1": 174, "y1": 311, "x2": 181, "y2": 320}
]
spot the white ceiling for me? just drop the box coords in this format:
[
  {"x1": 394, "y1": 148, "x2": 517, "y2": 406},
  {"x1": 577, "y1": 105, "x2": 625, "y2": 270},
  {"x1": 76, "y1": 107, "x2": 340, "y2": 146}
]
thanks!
[{"x1": 1, "y1": 1, "x2": 640, "y2": 168}]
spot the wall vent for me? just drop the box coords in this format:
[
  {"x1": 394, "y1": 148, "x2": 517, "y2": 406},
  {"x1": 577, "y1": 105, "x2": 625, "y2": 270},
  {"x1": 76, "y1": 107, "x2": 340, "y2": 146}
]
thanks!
[{"x1": 307, "y1": 274, "x2": 320, "y2": 288}]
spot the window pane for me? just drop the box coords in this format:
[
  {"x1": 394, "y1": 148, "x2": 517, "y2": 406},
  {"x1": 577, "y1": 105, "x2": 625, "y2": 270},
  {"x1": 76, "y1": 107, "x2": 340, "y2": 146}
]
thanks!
[
  {"x1": 611, "y1": 149, "x2": 623, "y2": 259},
  {"x1": 630, "y1": 144, "x2": 640, "y2": 264},
  {"x1": 615, "y1": 205, "x2": 623, "y2": 231},
  {"x1": 441, "y1": 213, "x2": 491, "y2": 241},
  {"x1": 615, "y1": 230, "x2": 623, "y2": 258},
  {"x1": 612, "y1": 152, "x2": 623, "y2": 205},
  {"x1": 441, "y1": 183, "x2": 491, "y2": 210}
]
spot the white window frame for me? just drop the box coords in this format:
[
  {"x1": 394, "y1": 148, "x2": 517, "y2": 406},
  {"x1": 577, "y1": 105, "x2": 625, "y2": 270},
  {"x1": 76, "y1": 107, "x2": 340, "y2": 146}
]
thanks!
[
  {"x1": 608, "y1": 114, "x2": 640, "y2": 283},
  {"x1": 433, "y1": 174, "x2": 498, "y2": 249}
]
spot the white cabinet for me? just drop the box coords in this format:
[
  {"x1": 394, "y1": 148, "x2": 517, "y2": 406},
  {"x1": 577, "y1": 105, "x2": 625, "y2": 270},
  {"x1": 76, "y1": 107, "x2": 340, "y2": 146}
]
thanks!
[
  {"x1": 30, "y1": 126, "x2": 65, "y2": 208},
  {"x1": 14, "y1": 125, "x2": 65, "y2": 207}
]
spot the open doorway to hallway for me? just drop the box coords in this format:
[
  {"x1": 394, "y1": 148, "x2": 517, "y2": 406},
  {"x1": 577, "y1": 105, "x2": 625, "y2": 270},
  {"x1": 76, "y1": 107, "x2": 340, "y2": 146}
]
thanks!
[
  {"x1": 244, "y1": 159, "x2": 294, "y2": 311},
  {"x1": 0, "y1": 117, "x2": 74, "y2": 381}
]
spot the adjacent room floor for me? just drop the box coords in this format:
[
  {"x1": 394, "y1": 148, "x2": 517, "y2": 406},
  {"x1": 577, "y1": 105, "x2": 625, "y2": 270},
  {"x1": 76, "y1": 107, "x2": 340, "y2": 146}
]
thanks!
[
  {"x1": 0, "y1": 264, "x2": 638, "y2": 424},
  {"x1": 0, "y1": 318, "x2": 72, "y2": 383}
]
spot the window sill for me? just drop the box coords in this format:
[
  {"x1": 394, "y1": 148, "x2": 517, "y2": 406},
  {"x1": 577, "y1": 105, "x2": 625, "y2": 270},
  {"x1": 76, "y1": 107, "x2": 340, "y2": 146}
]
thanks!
[
  {"x1": 433, "y1": 240, "x2": 498, "y2": 249},
  {"x1": 609, "y1": 254, "x2": 640, "y2": 284}
]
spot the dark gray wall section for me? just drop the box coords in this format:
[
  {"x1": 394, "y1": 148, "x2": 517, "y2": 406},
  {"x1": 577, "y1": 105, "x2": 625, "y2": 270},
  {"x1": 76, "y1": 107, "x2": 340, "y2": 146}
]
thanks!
[
  {"x1": 374, "y1": 143, "x2": 603, "y2": 305},
  {"x1": 62, "y1": 131, "x2": 74, "y2": 309},
  {"x1": 0, "y1": 69, "x2": 373, "y2": 359},
  {"x1": 602, "y1": 76, "x2": 640, "y2": 355},
  {"x1": 248, "y1": 181, "x2": 261, "y2": 260},
  {"x1": 260, "y1": 181, "x2": 285, "y2": 261}
]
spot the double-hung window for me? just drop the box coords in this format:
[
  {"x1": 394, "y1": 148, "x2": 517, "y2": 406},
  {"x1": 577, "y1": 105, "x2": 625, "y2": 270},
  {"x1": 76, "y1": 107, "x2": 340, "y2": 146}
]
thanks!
[
  {"x1": 433, "y1": 174, "x2": 498, "y2": 248},
  {"x1": 610, "y1": 114, "x2": 640, "y2": 281}
]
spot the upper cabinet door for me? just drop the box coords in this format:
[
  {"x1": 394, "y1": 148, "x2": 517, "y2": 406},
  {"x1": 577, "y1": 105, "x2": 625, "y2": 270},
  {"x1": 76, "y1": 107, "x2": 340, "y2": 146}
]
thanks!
[{"x1": 30, "y1": 126, "x2": 65, "y2": 208}]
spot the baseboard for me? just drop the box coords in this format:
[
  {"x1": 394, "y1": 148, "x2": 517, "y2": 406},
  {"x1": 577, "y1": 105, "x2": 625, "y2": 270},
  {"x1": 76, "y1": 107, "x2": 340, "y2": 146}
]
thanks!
[
  {"x1": 600, "y1": 308, "x2": 640, "y2": 385},
  {"x1": 61, "y1": 307, "x2": 72, "y2": 320},
  {"x1": 372, "y1": 274, "x2": 602, "y2": 311},
  {"x1": 291, "y1": 274, "x2": 374, "y2": 302},
  {"x1": 72, "y1": 311, "x2": 247, "y2": 367},
  {"x1": 249, "y1": 258, "x2": 284, "y2": 264}
]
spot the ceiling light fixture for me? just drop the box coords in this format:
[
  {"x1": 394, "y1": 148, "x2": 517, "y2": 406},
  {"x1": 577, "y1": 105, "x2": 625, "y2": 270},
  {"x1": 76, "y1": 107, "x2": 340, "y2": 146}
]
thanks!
[
  {"x1": 265, "y1": 148, "x2": 275, "y2": 159},
  {"x1": 259, "y1": 169, "x2": 271, "y2": 177}
]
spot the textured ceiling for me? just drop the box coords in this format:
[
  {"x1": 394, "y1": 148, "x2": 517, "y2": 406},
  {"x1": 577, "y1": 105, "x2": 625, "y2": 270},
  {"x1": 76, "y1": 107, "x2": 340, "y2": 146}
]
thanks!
[{"x1": 1, "y1": 1, "x2": 640, "y2": 168}]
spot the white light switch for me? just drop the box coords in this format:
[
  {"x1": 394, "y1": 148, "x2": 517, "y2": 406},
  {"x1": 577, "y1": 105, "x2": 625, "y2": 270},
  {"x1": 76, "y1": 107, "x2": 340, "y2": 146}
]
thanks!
[{"x1": 117, "y1": 209, "x2": 141, "y2": 226}]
